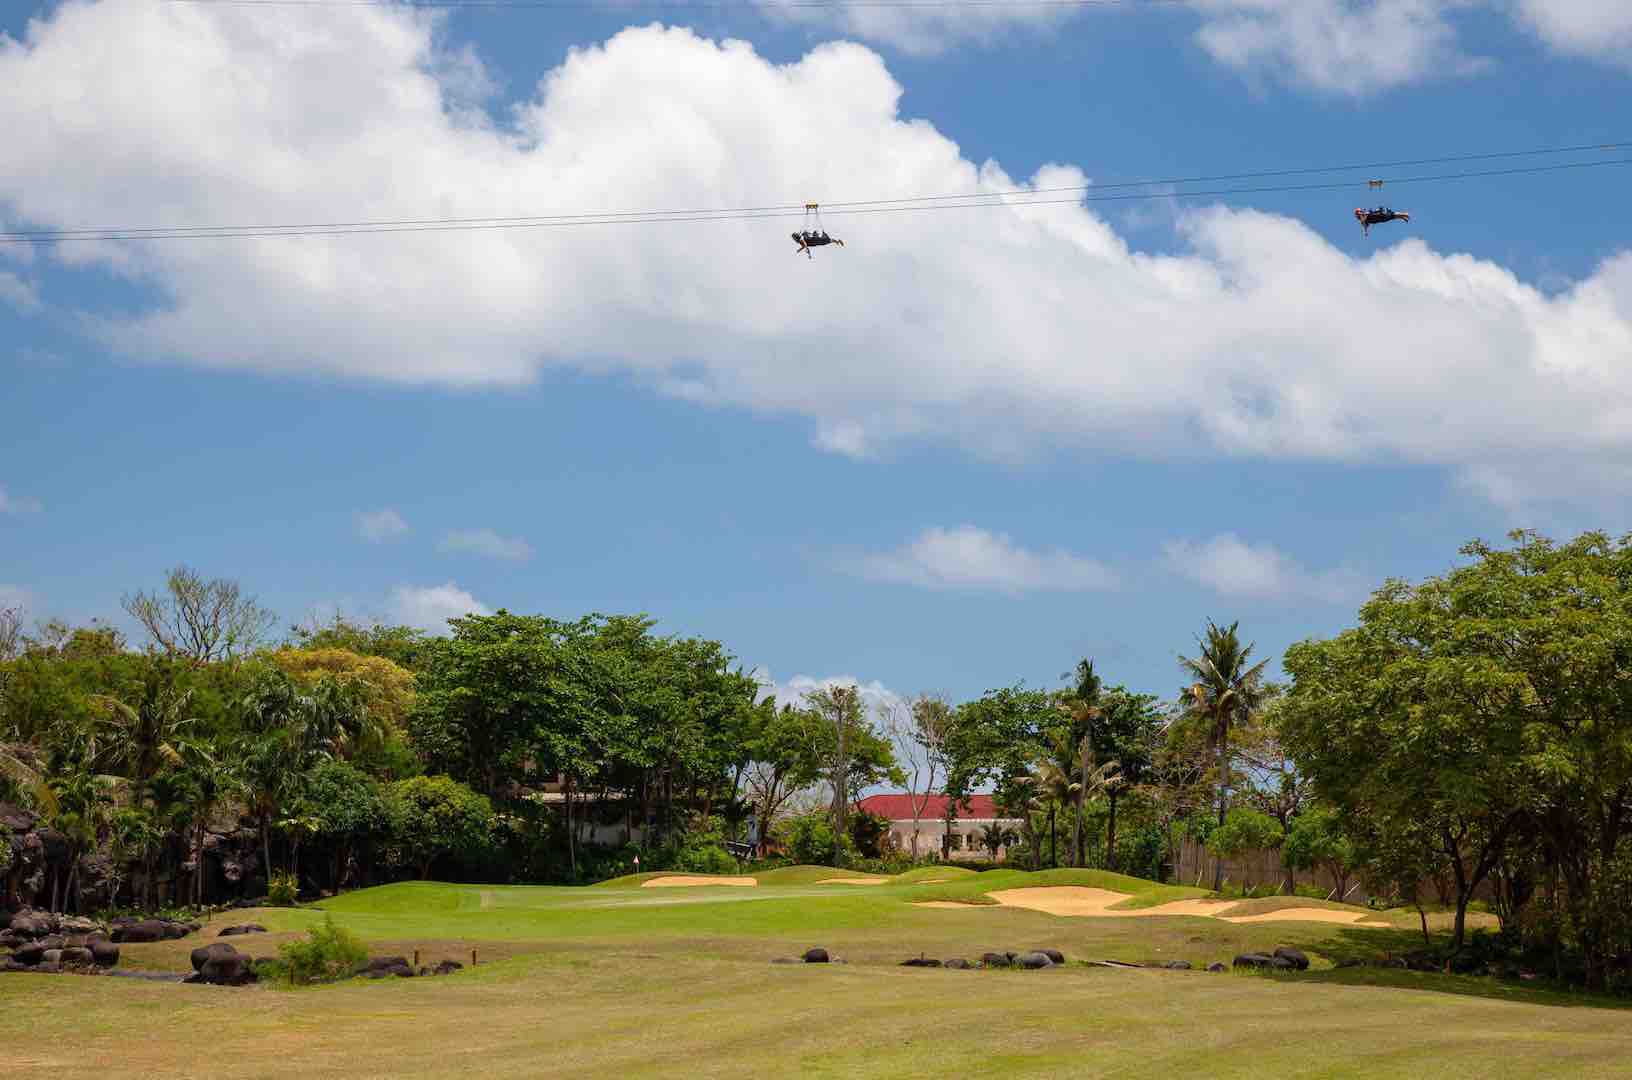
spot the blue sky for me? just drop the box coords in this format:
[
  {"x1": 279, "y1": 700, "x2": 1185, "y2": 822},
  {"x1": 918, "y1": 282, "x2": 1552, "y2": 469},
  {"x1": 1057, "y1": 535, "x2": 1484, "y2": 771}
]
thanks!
[{"x1": 3, "y1": 0, "x2": 1630, "y2": 710}]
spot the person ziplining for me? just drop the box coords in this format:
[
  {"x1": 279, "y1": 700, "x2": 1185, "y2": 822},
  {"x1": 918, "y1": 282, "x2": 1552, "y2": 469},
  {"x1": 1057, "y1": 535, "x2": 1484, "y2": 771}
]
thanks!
[{"x1": 792, "y1": 203, "x2": 844, "y2": 258}]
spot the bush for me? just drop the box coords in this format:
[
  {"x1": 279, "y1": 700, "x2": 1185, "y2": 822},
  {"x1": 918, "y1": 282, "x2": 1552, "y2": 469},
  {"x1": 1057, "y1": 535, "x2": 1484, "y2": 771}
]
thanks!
[
  {"x1": 275, "y1": 914, "x2": 368, "y2": 985},
  {"x1": 776, "y1": 811, "x2": 855, "y2": 866},
  {"x1": 268, "y1": 871, "x2": 300, "y2": 906}
]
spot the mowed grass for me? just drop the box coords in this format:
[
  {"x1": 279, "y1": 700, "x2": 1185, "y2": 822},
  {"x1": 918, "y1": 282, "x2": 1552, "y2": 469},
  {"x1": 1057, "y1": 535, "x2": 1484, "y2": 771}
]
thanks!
[{"x1": 4, "y1": 872, "x2": 1629, "y2": 1079}]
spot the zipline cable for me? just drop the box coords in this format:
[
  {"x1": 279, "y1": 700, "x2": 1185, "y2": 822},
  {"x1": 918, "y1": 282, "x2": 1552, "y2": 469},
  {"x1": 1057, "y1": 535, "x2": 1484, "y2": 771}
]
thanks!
[{"x1": 5, "y1": 155, "x2": 1629, "y2": 244}]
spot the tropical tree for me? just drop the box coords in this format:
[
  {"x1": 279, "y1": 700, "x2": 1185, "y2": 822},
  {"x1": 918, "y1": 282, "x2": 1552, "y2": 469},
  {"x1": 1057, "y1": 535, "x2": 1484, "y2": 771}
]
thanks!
[
  {"x1": 979, "y1": 820, "x2": 1017, "y2": 860},
  {"x1": 89, "y1": 654, "x2": 195, "y2": 809},
  {"x1": 385, "y1": 775, "x2": 495, "y2": 880},
  {"x1": 1178, "y1": 620, "x2": 1270, "y2": 890}
]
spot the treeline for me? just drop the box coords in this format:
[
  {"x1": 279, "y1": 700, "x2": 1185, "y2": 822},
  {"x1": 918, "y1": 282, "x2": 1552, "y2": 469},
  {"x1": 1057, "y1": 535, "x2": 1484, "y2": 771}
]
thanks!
[{"x1": 6, "y1": 532, "x2": 1632, "y2": 993}]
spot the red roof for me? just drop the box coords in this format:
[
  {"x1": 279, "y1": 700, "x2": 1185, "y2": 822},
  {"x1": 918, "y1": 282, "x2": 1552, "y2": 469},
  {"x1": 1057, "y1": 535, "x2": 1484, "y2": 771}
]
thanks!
[{"x1": 856, "y1": 793, "x2": 1005, "y2": 821}]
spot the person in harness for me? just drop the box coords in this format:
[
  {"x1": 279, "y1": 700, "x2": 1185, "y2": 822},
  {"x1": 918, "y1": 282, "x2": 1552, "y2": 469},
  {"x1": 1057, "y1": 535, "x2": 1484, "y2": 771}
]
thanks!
[
  {"x1": 792, "y1": 229, "x2": 844, "y2": 257},
  {"x1": 1355, "y1": 206, "x2": 1410, "y2": 237},
  {"x1": 792, "y1": 203, "x2": 844, "y2": 258}
]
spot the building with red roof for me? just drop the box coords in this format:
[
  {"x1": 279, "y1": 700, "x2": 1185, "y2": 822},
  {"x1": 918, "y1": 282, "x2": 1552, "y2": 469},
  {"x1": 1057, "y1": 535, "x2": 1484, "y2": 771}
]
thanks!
[{"x1": 855, "y1": 792, "x2": 1022, "y2": 862}]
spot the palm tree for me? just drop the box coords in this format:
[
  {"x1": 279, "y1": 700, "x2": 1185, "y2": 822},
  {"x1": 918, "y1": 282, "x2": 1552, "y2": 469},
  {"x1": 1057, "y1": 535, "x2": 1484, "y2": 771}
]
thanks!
[
  {"x1": 1063, "y1": 659, "x2": 1104, "y2": 868},
  {"x1": 90, "y1": 656, "x2": 194, "y2": 809},
  {"x1": 979, "y1": 821, "x2": 1017, "y2": 861},
  {"x1": 1179, "y1": 620, "x2": 1269, "y2": 891},
  {"x1": 1033, "y1": 730, "x2": 1080, "y2": 867}
]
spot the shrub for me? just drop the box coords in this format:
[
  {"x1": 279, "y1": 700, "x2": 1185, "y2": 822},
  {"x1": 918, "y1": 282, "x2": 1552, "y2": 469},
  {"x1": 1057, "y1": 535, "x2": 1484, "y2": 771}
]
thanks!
[
  {"x1": 275, "y1": 914, "x2": 368, "y2": 985},
  {"x1": 268, "y1": 871, "x2": 300, "y2": 906},
  {"x1": 777, "y1": 811, "x2": 855, "y2": 866}
]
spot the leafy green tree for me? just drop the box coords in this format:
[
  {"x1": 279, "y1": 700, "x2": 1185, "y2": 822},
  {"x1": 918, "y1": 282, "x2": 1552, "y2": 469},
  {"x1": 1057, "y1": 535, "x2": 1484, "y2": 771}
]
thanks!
[
  {"x1": 1206, "y1": 807, "x2": 1285, "y2": 885},
  {"x1": 1179, "y1": 621, "x2": 1270, "y2": 890},
  {"x1": 386, "y1": 775, "x2": 496, "y2": 880},
  {"x1": 744, "y1": 700, "x2": 827, "y2": 857},
  {"x1": 1083, "y1": 684, "x2": 1162, "y2": 871},
  {"x1": 293, "y1": 760, "x2": 386, "y2": 892},
  {"x1": 1282, "y1": 806, "x2": 1356, "y2": 900}
]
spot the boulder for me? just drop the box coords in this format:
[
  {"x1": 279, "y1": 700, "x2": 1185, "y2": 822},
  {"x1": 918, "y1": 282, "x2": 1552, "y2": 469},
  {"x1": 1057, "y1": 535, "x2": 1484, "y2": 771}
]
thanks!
[
  {"x1": 161, "y1": 922, "x2": 191, "y2": 941},
  {"x1": 1270, "y1": 956, "x2": 1296, "y2": 971},
  {"x1": 944, "y1": 958, "x2": 974, "y2": 970},
  {"x1": 41, "y1": 949, "x2": 63, "y2": 965},
  {"x1": 193, "y1": 950, "x2": 257, "y2": 986},
  {"x1": 1206, "y1": 962, "x2": 1227, "y2": 973},
  {"x1": 1233, "y1": 953, "x2": 1277, "y2": 970},
  {"x1": 192, "y1": 943, "x2": 241, "y2": 972},
  {"x1": 1039, "y1": 949, "x2": 1065, "y2": 965},
  {"x1": 60, "y1": 916, "x2": 99, "y2": 935},
  {"x1": 12, "y1": 942, "x2": 46, "y2": 965},
  {"x1": 112, "y1": 920, "x2": 167, "y2": 944},
  {"x1": 1015, "y1": 951, "x2": 1055, "y2": 970},
  {"x1": 89, "y1": 939, "x2": 120, "y2": 968},
  {"x1": 430, "y1": 960, "x2": 463, "y2": 976},
  {"x1": 59, "y1": 946, "x2": 95, "y2": 967},
  {"x1": 802, "y1": 948, "x2": 830, "y2": 964},
  {"x1": 10, "y1": 912, "x2": 54, "y2": 938},
  {"x1": 980, "y1": 952, "x2": 1012, "y2": 968},
  {"x1": 900, "y1": 957, "x2": 942, "y2": 968},
  {"x1": 1334, "y1": 958, "x2": 1365, "y2": 969},
  {"x1": 32, "y1": 960, "x2": 62, "y2": 974},
  {"x1": 217, "y1": 924, "x2": 268, "y2": 937},
  {"x1": 1163, "y1": 960, "x2": 1193, "y2": 970},
  {"x1": 363, "y1": 955, "x2": 415, "y2": 979},
  {"x1": 1273, "y1": 947, "x2": 1310, "y2": 971}
]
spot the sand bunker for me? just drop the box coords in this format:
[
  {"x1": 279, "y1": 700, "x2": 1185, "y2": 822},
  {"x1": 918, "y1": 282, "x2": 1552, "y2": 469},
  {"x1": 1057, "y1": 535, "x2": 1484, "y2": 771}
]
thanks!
[
  {"x1": 817, "y1": 877, "x2": 889, "y2": 886},
  {"x1": 914, "y1": 901, "x2": 979, "y2": 909},
  {"x1": 915, "y1": 878, "x2": 952, "y2": 885},
  {"x1": 641, "y1": 875, "x2": 758, "y2": 888},
  {"x1": 972, "y1": 887, "x2": 1388, "y2": 925}
]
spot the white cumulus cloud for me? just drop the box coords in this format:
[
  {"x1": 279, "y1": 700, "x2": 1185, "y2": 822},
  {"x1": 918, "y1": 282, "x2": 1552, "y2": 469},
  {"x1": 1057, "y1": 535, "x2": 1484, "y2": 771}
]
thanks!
[
  {"x1": 439, "y1": 528, "x2": 533, "y2": 562},
  {"x1": 2, "y1": 8, "x2": 1632, "y2": 507},
  {"x1": 759, "y1": 0, "x2": 1073, "y2": 57},
  {"x1": 386, "y1": 582, "x2": 491, "y2": 632},
  {"x1": 355, "y1": 508, "x2": 409, "y2": 542},
  {"x1": 1512, "y1": 0, "x2": 1632, "y2": 64},
  {"x1": 1189, "y1": 0, "x2": 1484, "y2": 95},
  {"x1": 1161, "y1": 533, "x2": 1363, "y2": 604},
  {"x1": 752, "y1": 668, "x2": 905, "y2": 719},
  {"x1": 850, "y1": 525, "x2": 1119, "y2": 593}
]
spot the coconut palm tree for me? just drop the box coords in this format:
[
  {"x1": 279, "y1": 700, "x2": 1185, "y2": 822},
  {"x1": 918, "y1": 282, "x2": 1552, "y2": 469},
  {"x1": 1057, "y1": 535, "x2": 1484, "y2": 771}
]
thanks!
[
  {"x1": 90, "y1": 656, "x2": 195, "y2": 809},
  {"x1": 1179, "y1": 620, "x2": 1269, "y2": 891},
  {"x1": 979, "y1": 820, "x2": 1017, "y2": 861}
]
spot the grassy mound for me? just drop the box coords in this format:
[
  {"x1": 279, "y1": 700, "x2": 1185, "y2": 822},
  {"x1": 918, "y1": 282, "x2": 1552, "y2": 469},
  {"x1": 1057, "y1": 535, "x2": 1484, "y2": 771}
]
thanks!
[
  {"x1": 891, "y1": 866, "x2": 978, "y2": 884},
  {"x1": 751, "y1": 865, "x2": 882, "y2": 885}
]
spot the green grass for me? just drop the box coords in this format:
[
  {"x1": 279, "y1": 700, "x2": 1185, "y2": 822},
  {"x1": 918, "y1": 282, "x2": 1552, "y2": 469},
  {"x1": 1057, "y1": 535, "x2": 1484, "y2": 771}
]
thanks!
[
  {"x1": 6, "y1": 875, "x2": 1631, "y2": 1078},
  {"x1": 890, "y1": 865, "x2": 978, "y2": 883}
]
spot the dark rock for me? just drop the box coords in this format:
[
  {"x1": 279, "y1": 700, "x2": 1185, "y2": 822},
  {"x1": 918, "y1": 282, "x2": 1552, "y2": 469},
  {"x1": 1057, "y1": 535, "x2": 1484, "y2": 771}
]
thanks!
[
  {"x1": 217, "y1": 924, "x2": 268, "y2": 937},
  {"x1": 59, "y1": 946, "x2": 94, "y2": 967},
  {"x1": 1039, "y1": 949, "x2": 1065, "y2": 965},
  {"x1": 195, "y1": 950, "x2": 257, "y2": 986},
  {"x1": 1448, "y1": 950, "x2": 1483, "y2": 975},
  {"x1": 0, "y1": 801, "x2": 36, "y2": 832},
  {"x1": 112, "y1": 920, "x2": 167, "y2": 944},
  {"x1": 185, "y1": 922, "x2": 202, "y2": 933},
  {"x1": 900, "y1": 957, "x2": 942, "y2": 968},
  {"x1": 944, "y1": 958, "x2": 974, "y2": 970},
  {"x1": 60, "y1": 916, "x2": 99, "y2": 934},
  {"x1": 1015, "y1": 951, "x2": 1054, "y2": 969},
  {"x1": 90, "y1": 939, "x2": 120, "y2": 968},
  {"x1": 41, "y1": 949, "x2": 63, "y2": 965},
  {"x1": 1163, "y1": 960, "x2": 1193, "y2": 970},
  {"x1": 980, "y1": 952, "x2": 1011, "y2": 968},
  {"x1": 1403, "y1": 951, "x2": 1439, "y2": 973},
  {"x1": 161, "y1": 922, "x2": 190, "y2": 941},
  {"x1": 11, "y1": 912, "x2": 53, "y2": 938},
  {"x1": 192, "y1": 942, "x2": 241, "y2": 972},
  {"x1": 1334, "y1": 958, "x2": 1365, "y2": 969},
  {"x1": 1273, "y1": 947, "x2": 1310, "y2": 971},
  {"x1": 1270, "y1": 956, "x2": 1296, "y2": 970},
  {"x1": 2, "y1": 959, "x2": 29, "y2": 972},
  {"x1": 431, "y1": 960, "x2": 462, "y2": 975},
  {"x1": 32, "y1": 960, "x2": 62, "y2": 974},
  {"x1": 802, "y1": 948, "x2": 830, "y2": 964},
  {"x1": 1206, "y1": 962, "x2": 1227, "y2": 973},
  {"x1": 363, "y1": 955, "x2": 415, "y2": 979},
  {"x1": 12, "y1": 942, "x2": 46, "y2": 965},
  {"x1": 1233, "y1": 953, "x2": 1277, "y2": 970}
]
